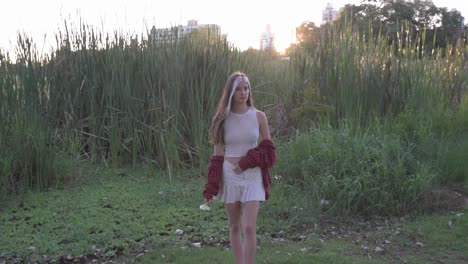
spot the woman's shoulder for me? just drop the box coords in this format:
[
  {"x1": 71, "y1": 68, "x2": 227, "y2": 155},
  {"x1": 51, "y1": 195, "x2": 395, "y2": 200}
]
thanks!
[
  {"x1": 254, "y1": 108, "x2": 267, "y2": 121},
  {"x1": 254, "y1": 107, "x2": 265, "y2": 115}
]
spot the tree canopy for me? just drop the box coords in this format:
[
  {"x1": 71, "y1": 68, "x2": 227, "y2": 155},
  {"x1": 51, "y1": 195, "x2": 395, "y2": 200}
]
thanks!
[{"x1": 291, "y1": 0, "x2": 466, "y2": 52}]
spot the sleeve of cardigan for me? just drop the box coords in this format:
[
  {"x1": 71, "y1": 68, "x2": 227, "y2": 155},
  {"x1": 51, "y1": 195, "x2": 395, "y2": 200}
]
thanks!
[
  {"x1": 203, "y1": 155, "x2": 224, "y2": 200},
  {"x1": 238, "y1": 139, "x2": 277, "y2": 171}
]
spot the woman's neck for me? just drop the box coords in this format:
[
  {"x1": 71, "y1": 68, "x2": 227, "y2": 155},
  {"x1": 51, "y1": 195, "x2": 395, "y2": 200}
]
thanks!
[{"x1": 231, "y1": 103, "x2": 249, "y2": 114}]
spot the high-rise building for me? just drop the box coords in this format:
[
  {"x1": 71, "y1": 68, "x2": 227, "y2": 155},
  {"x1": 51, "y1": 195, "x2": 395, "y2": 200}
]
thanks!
[
  {"x1": 322, "y1": 3, "x2": 338, "y2": 24},
  {"x1": 260, "y1": 24, "x2": 275, "y2": 51}
]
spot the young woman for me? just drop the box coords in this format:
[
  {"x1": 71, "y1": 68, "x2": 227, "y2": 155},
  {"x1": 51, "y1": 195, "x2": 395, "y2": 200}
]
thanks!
[{"x1": 203, "y1": 71, "x2": 277, "y2": 264}]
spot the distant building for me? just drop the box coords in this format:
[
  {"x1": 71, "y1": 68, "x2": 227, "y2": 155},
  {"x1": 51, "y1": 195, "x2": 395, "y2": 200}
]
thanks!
[
  {"x1": 260, "y1": 24, "x2": 275, "y2": 51},
  {"x1": 322, "y1": 3, "x2": 338, "y2": 24},
  {"x1": 149, "y1": 19, "x2": 221, "y2": 45}
]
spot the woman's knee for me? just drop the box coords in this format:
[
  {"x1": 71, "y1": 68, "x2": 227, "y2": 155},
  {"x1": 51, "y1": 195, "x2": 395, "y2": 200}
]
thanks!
[
  {"x1": 229, "y1": 223, "x2": 242, "y2": 234},
  {"x1": 243, "y1": 224, "x2": 256, "y2": 235}
]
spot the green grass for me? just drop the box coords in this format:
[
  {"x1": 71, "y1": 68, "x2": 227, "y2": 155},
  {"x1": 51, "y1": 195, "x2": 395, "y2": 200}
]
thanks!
[
  {"x1": 1, "y1": 163, "x2": 466, "y2": 263},
  {"x1": 141, "y1": 240, "x2": 383, "y2": 264},
  {"x1": 0, "y1": 163, "x2": 211, "y2": 260}
]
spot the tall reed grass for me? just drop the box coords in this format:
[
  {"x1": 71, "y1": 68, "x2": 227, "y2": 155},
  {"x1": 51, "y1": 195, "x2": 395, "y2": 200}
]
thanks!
[
  {"x1": 0, "y1": 21, "x2": 294, "y2": 191},
  {"x1": 273, "y1": 124, "x2": 437, "y2": 216},
  {"x1": 288, "y1": 22, "x2": 466, "y2": 128},
  {"x1": 0, "y1": 19, "x2": 465, "y2": 199}
]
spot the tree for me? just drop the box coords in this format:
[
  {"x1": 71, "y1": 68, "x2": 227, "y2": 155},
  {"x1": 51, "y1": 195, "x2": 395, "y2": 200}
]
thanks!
[
  {"x1": 334, "y1": 4, "x2": 384, "y2": 36},
  {"x1": 296, "y1": 21, "x2": 321, "y2": 44},
  {"x1": 412, "y1": 0, "x2": 439, "y2": 30},
  {"x1": 355, "y1": 0, "x2": 465, "y2": 48},
  {"x1": 438, "y1": 8, "x2": 465, "y2": 46}
]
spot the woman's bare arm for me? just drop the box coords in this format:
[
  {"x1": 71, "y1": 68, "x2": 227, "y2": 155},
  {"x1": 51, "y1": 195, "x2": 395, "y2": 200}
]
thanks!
[
  {"x1": 257, "y1": 111, "x2": 271, "y2": 141},
  {"x1": 214, "y1": 143, "x2": 224, "y2": 156}
]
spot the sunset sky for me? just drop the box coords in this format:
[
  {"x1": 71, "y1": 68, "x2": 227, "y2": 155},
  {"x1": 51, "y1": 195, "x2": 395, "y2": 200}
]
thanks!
[{"x1": 0, "y1": 0, "x2": 466, "y2": 56}]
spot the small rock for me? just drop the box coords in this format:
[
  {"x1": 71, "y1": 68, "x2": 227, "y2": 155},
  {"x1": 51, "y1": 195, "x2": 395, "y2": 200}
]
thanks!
[
  {"x1": 384, "y1": 240, "x2": 391, "y2": 244},
  {"x1": 192, "y1": 242, "x2": 202, "y2": 248},
  {"x1": 300, "y1": 248, "x2": 308, "y2": 253},
  {"x1": 448, "y1": 220, "x2": 453, "y2": 230},
  {"x1": 375, "y1": 246, "x2": 385, "y2": 254},
  {"x1": 199, "y1": 204, "x2": 211, "y2": 211},
  {"x1": 272, "y1": 238, "x2": 286, "y2": 243},
  {"x1": 175, "y1": 229, "x2": 184, "y2": 235},
  {"x1": 28, "y1": 246, "x2": 38, "y2": 252},
  {"x1": 320, "y1": 199, "x2": 330, "y2": 205},
  {"x1": 456, "y1": 213, "x2": 463, "y2": 217},
  {"x1": 416, "y1": 241, "x2": 424, "y2": 247},
  {"x1": 135, "y1": 253, "x2": 144, "y2": 260}
]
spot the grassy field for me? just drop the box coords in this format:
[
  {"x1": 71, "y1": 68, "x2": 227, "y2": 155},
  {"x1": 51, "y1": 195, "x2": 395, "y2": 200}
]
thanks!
[
  {"x1": 0, "y1": 20, "x2": 466, "y2": 264},
  {"x1": 1, "y1": 163, "x2": 466, "y2": 263}
]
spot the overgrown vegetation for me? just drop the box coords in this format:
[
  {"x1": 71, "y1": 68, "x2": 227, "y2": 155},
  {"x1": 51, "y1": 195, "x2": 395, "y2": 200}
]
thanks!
[
  {"x1": 1, "y1": 16, "x2": 466, "y2": 204},
  {"x1": 0, "y1": 10, "x2": 467, "y2": 262}
]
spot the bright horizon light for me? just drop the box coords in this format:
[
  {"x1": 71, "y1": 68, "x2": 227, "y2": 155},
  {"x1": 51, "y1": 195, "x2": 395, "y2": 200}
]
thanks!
[{"x1": 0, "y1": 0, "x2": 466, "y2": 57}]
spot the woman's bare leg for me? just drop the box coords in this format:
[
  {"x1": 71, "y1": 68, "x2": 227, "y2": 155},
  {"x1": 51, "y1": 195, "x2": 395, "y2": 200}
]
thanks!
[
  {"x1": 225, "y1": 202, "x2": 243, "y2": 264},
  {"x1": 242, "y1": 201, "x2": 260, "y2": 264}
]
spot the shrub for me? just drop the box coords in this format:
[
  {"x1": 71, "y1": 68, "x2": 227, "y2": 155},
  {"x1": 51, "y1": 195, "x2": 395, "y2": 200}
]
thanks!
[{"x1": 274, "y1": 126, "x2": 436, "y2": 216}]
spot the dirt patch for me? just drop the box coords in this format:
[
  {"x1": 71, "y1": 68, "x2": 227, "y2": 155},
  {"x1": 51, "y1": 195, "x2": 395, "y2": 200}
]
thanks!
[
  {"x1": 416, "y1": 188, "x2": 467, "y2": 213},
  {"x1": 312, "y1": 187, "x2": 468, "y2": 263}
]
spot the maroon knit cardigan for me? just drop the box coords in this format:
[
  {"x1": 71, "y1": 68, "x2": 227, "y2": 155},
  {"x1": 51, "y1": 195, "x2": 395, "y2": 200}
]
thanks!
[{"x1": 203, "y1": 139, "x2": 277, "y2": 200}]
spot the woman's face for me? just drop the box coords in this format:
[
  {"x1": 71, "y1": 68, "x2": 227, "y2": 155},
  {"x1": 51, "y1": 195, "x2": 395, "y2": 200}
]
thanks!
[{"x1": 232, "y1": 81, "x2": 250, "y2": 104}]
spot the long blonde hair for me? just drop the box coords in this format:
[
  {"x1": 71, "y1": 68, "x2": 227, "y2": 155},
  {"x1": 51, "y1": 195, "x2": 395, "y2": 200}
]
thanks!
[{"x1": 210, "y1": 71, "x2": 254, "y2": 145}]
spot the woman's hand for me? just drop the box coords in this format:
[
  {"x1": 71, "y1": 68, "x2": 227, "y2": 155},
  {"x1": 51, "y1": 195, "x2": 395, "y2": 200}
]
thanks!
[
  {"x1": 225, "y1": 157, "x2": 243, "y2": 174},
  {"x1": 233, "y1": 165, "x2": 243, "y2": 174},
  {"x1": 204, "y1": 197, "x2": 212, "y2": 205}
]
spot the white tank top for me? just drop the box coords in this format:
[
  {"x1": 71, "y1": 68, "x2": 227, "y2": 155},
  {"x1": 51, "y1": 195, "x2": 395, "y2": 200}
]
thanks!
[{"x1": 224, "y1": 107, "x2": 259, "y2": 157}]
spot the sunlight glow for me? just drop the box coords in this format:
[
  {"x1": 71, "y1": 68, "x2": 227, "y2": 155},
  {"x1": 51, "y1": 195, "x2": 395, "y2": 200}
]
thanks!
[{"x1": 0, "y1": 0, "x2": 466, "y2": 55}]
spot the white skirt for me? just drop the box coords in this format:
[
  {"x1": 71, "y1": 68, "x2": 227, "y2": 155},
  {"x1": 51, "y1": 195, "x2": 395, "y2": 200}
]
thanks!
[{"x1": 217, "y1": 160, "x2": 265, "y2": 204}]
